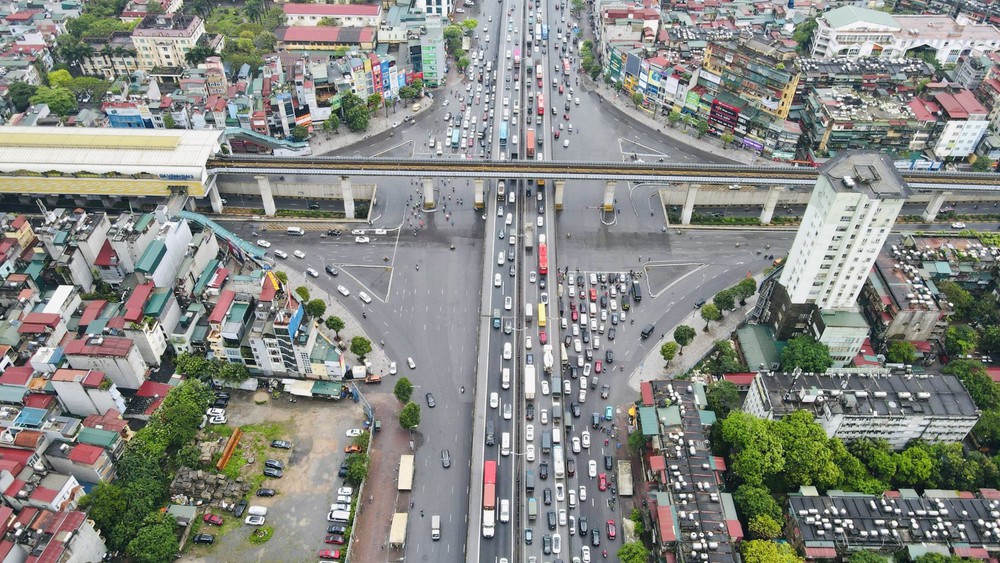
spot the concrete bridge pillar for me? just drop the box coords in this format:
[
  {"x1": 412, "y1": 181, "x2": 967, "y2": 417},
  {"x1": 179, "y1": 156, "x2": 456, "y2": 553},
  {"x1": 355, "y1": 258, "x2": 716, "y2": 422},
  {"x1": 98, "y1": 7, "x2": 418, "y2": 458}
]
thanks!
[
  {"x1": 554, "y1": 180, "x2": 565, "y2": 210},
  {"x1": 256, "y1": 176, "x2": 277, "y2": 217},
  {"x1": 923, "y1": 191, "x2": 951, "y2": 222},
  {"x1": 185, "y1": 197, "x2": 197, "y2": 212},
  {"x1": 340, "y1": 177, "x2": 355, "y2": 219},
  {"x1": 681, "y1": 184, "x2": 699, "y2": 225},
  {"x1": 760, "y1": 185, "x2": 784, "y2": 225},
  {"x1": 603, "y1": 180, "x2": 617, "y2": 212},
  {"x1": 423, "y1": 178, "x2": 435, "y2": 209},
  {"x1": 474, "y1": 179, "x2": 485, "y2": 210},
  {"x1": 208, "y1": 183, "x2": 224, "y2": 214}
]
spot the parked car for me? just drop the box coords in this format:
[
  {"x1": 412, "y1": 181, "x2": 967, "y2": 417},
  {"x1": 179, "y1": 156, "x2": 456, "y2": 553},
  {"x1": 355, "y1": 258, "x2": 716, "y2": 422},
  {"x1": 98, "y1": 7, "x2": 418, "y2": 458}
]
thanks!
[
  {"x1": 192, "y1": 533, "x2": 215, "y2": 544},
  {"x1": 256, "y1": 488, "x2": 276, "y2": 497},
  {"x1": 232, "y1": 500, "x2": 247, "y2": 517},
  {"x1": 245, "y1": 515, "x2": 266, "y2": 526},
  {"x1": 270, "y1": 440, "x2": 292, "y2": 449},
  {"x1": 203, "y1": 513, "x2": 224, "y2": 526},
  {"x1": 344, "y1": 444, "x2": 362, "y2": 454},
  {"x1": 263, "y1": 467, "x2": 283, "y2": 478}
]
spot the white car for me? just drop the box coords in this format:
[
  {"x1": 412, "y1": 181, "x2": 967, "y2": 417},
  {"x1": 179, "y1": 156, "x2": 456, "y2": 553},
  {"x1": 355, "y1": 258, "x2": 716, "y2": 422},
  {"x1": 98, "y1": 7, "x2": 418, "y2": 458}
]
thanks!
[
  {"x1": 574, "y1": 339, "x2": 582, "y2": 353},
  {"x1": 540, "y1": 409, "x2": 549, "y2": 424},
  {"x1": 525, "y1": 336, "x2": 532, "y2": 349},
  {"x1": 526, "y1": 424, "x2": 534, "y2": 442},
  {"x1": 578, "y1": 389, "x2": 587, "y2": 403},
  {"x1": 346, "y1": 429, "x2": 363, "y2": 437},
  {"x1": 407, "y1": 357, "x2": 416, "y2": 369},
  {"x1": 359, "y1": 291, "x2": 372, "y2": 304},
  {"x1": 337, "y1": 285, "x2": 350, "y2": 296},
  {"x1": 503, "y1": 342, "x2": 512, "y2": 360},
  {"x1": 498, "y1": 252, "x2": 505, "y2": 265},
  {"x1": 951, "y1": 222, "x2": 967, "y2": 229},
  {"x1": 389, "y1": 362, "x2": 397, "y2": 375},
  {"x1": 526, "y1": 444, "x2": 536, "y2": 461},
  {"x1": 581, "y1": 430, "x2": 591, "y2": 448},
  {"x1": 495, "y1": 273, "x2": 502, "y2": 287},
  {"x1": 306, "y1": 268, "x2": 319, "y2": 278},
  {"x1": 209, "y1": 415, "x2": 227, "y2": 425},
  {"x1": 274, "y1": 249, "x2": 288, "y2": 259},
  {"x1": 577, "y1": 354, "x2": 585, "y2": 368},
  {"x1": 572, "y1": 324, "x2": 580, "y2": 337},
  {"x1": 593, "y1": 336, "x2": 601, "y2": 349},
  {"x1": 588, "y1": 460, "x2": 597, "y2": 478},
  {"x1": 563, "y1": 139, "x2": 570, "y2": 148},
  {"x1": 351, "y1": 229, "x2": 366, "y2": 235},
  {"x1": 505, "y1": 296, "x2": 512, "y2": 310},
  {"x1": 256, "y1": 239, "x2": 271, "y2": 248},
  {"x1": 293, "y1": 250, "x2": 305, "y2": 259},
  {"x1": 583, "y1": 362, "x2": 591, "y2": 376},
  {"x1": 338, "y1": 486, "x2": 353, "y2": 497},
  {"x1": 503, "y1": 403, "x2": 512, "y2": 420},
  {"x1": 579, "y1": 485, "x2": 587, "y2": 502},
  {"x1": 575, "y1": 97, "x2": 580, "y2": 105},
  {"x1": 558, "y1": 509, "x2": 567, "y2": 526},
  {"x1": 555, "y1": 483, "x2": 565, "y2": 501},
  {"x1": 572, "y1": 436, "x2": 581, "y2": 453},
  {"x1": 537, "y1": 216, "x2": 543, "y2": 228},
  {"x1": 490, "y1": 392, "x2": 499, "y2": 408},
  {"x1": 245, "y1": 515, "x2": 266, "y2": 526},
  {"x1": 355, "y1": 236, "x2": 370, "y2": 243},
  {"x1": 582, "y1": 546, "x2": 591, "y2": 563},
  {"x1": 207, "y1": 408, "x2": 225, "y2": 417},
  {"x1": 505, "y1": 213, "x2": 513, "y2": 225},
  {"x1": 529, "y1": 271, "x2": 537, "y2": 283},
  {"x1": 540, "y1": 380, "x2": 550, "y2": 395},
  {"x1": 568, "y1": 490, "x2": 577, "y2": 508}
]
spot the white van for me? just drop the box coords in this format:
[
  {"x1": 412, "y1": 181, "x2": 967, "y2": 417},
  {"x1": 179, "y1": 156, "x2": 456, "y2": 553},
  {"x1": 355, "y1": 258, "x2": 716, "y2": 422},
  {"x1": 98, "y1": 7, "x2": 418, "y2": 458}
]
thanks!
[
  {"x1": 286, "y1": 227, "x2": 305, "y2": 236},
  {"x1": 589, "y1": 302, "x2": 597, "y2": 316},
  {"x1": 502, "y1": 368, "x2": 510, "y2": 390},
  {"x1": 525, "y1": 303, "x2": 534, "y2": 323},
  {"x1": 328, "y1": 510, "x2": 350, "y2": 523},
  {"x1": 248, "y1": 506, "x2": 268, "y2": 517},
  {"x1": 431, "y1": 514, "x2": 441, "y2": 540},
  {"x1": 500, "y1": 499, "x2": 510, "y2": 523},
  {"x1": 552, "y1": 427, "x2": 562, "y2": 444},
  {"x1": 506, "y1": 50, "x2": 512, "y2": 59},
  {"x1": 501, "y1": 431, "x2": 511, "y2": 456}
]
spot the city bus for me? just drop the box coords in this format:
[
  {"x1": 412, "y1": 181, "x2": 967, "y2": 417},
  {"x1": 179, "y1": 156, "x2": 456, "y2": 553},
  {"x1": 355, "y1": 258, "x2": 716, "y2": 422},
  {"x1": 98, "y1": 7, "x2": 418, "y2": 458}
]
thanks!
[
  {"x1": 538, "y1": 242, "x2": 548, "y2": 275},
  {"x1": 553, "y1": 445, "x2": 565, "y2": 478},
  {"x1": 499, "y1": 120, "x2": 509, "y2": 145},
  {"x1": 538, "y1": 302, "x2": 547, "y2": 328},
  {"x1": 562, "y1": 58, "x2": 571, "y2": 76},
  {"x1": 537, "y1": 93, "x2": 545, "y2": 116},
  {"x1": 542, "y1": 24, "x2": 549, "y2": 41},
  {"x1": 451, "y1": 129, "x2": 460, "y2": 148},
  {"x1": 514, "y1": 48, "x2": 521, "y2": 69}
]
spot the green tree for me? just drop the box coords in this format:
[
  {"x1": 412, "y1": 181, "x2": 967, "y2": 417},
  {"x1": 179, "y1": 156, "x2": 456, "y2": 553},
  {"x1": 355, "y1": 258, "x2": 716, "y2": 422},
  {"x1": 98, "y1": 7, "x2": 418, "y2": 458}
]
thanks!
[
  {"x1": 706, "y1": 380, "x2": 741, "y2": 418},
  {"x1": 47, "y1": 69, "x2": 73, "y2": 88},
  {"x1": 291, "y1": 125, "x2": 309, "y2": 141},
  {"x1": 781, "y1": 335, "x2": 833, "y2": 373},
  {"x1": 29, "y1": 86, "x2": 78, "y2": 115},
  {"x1": 702, "y1": 340, "x2": 746, "y2": 376},
  {"x1": 162, "y1": 113, "x2": 176, "y2": 129},
  {"x1": 742, "y1": 540, "x2": 804, "y2": 563},
  {"x1": 943, "y1": 359, "x2": 1000, "y2": 408},
  {"x1": 720, "y1": 412, "x2": 785, "y2": 486},
  {"x1": 980, "y1": 326, "x2": 1000, "y2": 355},
  {"x1": 700, "y1": 303, "x2": 722, "y2": 329},
  {"x1": 350, "y1": 336, "x2": 372, "y2": 359},
  {"x1": 274, "y1": 271, "x2": 288, "y2": 284},
  {"x1": 713, "y1": 288, "x2": 736, "y2": 312},
  {"x1": 218, "y1": 362, "x2": 250, "y2": 384},
  {"x1": 735, "y1": 277, "x2": 758, "y2": 305},
  {"x1": 849, "y1": 551, "x2": 890, "y2": 563},
  {"x1": 733, "y1": 484, "x2": 783, "y2": 522},
  {"x1": 322, "y1": 115, "x2": 340, "y2": 133},
  {"x1": 325, "y1": 315, "x2": 345, "y2": 338},
  {"x1": 938, "y1": 281, "x2": 973, "y2": 318},
  {"x1": 295, "y1": 286, "x2": 310, "y2": 302},
  {"x1": 792, "y1": 17, "x2": 818, "y2": 54},
  {"x1": 631, "y1": 91, "x2": 644, "y2": 106},
  {"x1": 674, "y1": 325, "x2": 696, "y2": 353},
  {"x1": 617, "y1": 541, "x2": 649, "y2": 563},
  {"x1": 694, "y1": 118, "x2": 710, "y2": 138},
  {"x1": 945, "y1": 324, "x2": 979, "y2": 356},
  {"x1": 174, "y1": 352, "x2": 216, "y2": 379},
  {"x1": 457, "y1": 56, "x2": 471, "y2": 69},
  {"x1": 721, "y1": 131, "x2": 735, "y2": 147},
  {"x1": 972, "y1": 157, "x2": 995, "y2": 172},
  {"x1": 886, "y1": 340, "x2": 918, "y2": 364},
  {"x1": 56, "y1": 37, "x2": 95, "y2": 68},
  {"x1": 399, "y1": 401, "x2": 421, "y2": 429},
  {"x1": 850, "y1": 439, "x2": 897, "y2": 483},
  {"x1": 184, "y1": 44, "x2": 216, "y2": 66},
  {"x1": 893, "y1": 444, "x2": 933, "y2": 487},
  {"x1": 748, "y1": 514, "x2": 782, "y2": 539},
  {"x1": 345, "y1": 453, "x2": 369, "y2": 486},
  {"x1": 317, "y1": 17, "x2": 342, "y2": 26},
  {"x1": 345, "y1": 104, "x2": 370, "y2": 131},
  {"x1": 305, "y1": 299, "x2": 327, "y2": 318},
  {"x1": 773, "y1": 410, "x2": 842, "y2": 490},
  {"x1": 366, "y1": 93, "x2": 383, "y2": 112},
  {"x1": 974, "y1": 409, "x2": 1000, "y2": 450},
  {"x1": 125, "y1": 512, "x2": 178, "y2": 563},
  {"x1": 394, "y1": 377, "x2": 414, "y2": 403},
  {"x1": 627, "y1": 428, "x2": 646, "y2": 455},
  {"x1": 7, "y1": 82, "x2": 37, "y2": 112},
  {"x1": 667, "y1": 111, "x2": 682, "y2": 128},
  {"x1": 629, "y1": 508, "x2": 645, "y2": 536},
  {"x1": 660, "y1": 341, "x2": 678, "y2": 366}
]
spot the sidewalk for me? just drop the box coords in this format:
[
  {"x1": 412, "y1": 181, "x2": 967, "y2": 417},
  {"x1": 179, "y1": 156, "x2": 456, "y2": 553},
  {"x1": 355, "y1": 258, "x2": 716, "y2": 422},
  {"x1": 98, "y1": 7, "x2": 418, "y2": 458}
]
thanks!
[{"x1": 627, "y1": 276, "x2": 763, "y2": 389}]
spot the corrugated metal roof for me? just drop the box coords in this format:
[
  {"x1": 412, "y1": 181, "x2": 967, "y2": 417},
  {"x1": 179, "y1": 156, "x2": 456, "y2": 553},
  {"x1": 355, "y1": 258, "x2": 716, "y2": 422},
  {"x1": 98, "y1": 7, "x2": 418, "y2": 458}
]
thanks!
[{"x1": 136, "y1": 240, "x2": 166, "y2": 273}]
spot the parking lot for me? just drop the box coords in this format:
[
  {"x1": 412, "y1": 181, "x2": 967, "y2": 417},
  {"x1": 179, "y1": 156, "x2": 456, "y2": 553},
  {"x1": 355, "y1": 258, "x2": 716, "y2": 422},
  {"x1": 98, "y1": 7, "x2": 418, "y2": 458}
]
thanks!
[{"x1": 181, "y1": 393, "x2": 368, "y2": 563}]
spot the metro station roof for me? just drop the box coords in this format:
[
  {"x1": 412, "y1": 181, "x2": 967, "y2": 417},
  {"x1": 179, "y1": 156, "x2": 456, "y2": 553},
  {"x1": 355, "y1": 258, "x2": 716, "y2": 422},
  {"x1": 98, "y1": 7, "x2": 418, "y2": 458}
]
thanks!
[{"x1": 0, "y1": 127, "x2": 223, "y2": 178}]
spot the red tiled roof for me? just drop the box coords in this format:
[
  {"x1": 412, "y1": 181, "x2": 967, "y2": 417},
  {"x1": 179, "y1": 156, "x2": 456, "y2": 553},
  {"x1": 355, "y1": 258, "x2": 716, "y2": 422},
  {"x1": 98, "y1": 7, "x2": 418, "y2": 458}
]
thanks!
[
  {"x1": 135, "y1": 380, "x2": 171, "y2": 398},
  {"x1": 0, "y1": 366, "x2": 32, "y2": 386},
  {"x1": 105, "y1": 316, "x2": 127, "y2": 330},
  {"x1": 648, "y1": 455, "x2": 666, "y2": 471},
  {"x1": 63, "y1": 336, "x2": 134, "y2": 358},
  {"x1": 280, "y1": 26, "x2": 375, "y2": 43},
  {"x1": 78, "y1": 300, "x2": 107, "y2": 327},
  {"x1": 34, "y1": 511, "x2": 87, "y2": 563},
  {"x1": 3, "y1": 479, "x2": 24, "y2": 497},
  {"x1": 29, "y1": 486, "x2": 57, "y2": 503},
  {"x1": 805, "y1": 547, "x2": 838, "y2": 558},
  {"x1": 656, "y1": 505, "x2": 676, "y2": 542},
  {"x1": 726, "y1": 518, "x2": 744, "y2": 540},
  {"x1": 283, "y1": 3, "x2": 379, "y2": 15},
  {"x1": 722, "y1": 372, "x2": 756, "y2": 386},
  {"x1": 94, "y1": 240, "x2": 117, "y2": 267},
  {"x1": 124, "y1": 282, "x2": 154, "y2": 322},
  {"x1": 23, "y1": 395, "x2": 53, "y2": 409},
  {"x1": 68, "y1": 443, "x2": 103, "y2": 465},
  {"x1": 208, "y1": 267, "x2": 228, "y2": 289},
  {"x1": 640, "y1": 381, "x2": 653, "y2": 406},
  {"x1": 953, "y1": 89, "x2": 988, "y2": 116},
  {"x1": 10, "y1": 216, "x2": 25, "y2": 229},
  {"x1": 20, "y1": 313, "x2": 59, "y2": 328},
  {"x1": 5, "y1": 10, "x2": 40, "y2": 22},
  {"x1": 953, "y1": 546, "x2": 989, "y2": 558},
  {"x1": 980, "y1": 488, "x2": 1000, "y2": 499},
  {"x1": 209, "y1": 290, "x2": 236, "y2": 324},
  {"x1": 713, "y1": 456, "x2": 727, "y2": 471},
  {"x1": 16, "y1": 324, "x2": 49, "y2": 335}
]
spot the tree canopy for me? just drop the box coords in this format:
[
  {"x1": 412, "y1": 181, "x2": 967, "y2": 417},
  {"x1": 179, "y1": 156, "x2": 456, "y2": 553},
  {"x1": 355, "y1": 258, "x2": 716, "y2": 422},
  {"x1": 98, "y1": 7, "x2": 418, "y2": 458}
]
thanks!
[
  {"x1": 706, "y1": 380, "x2": 741, "y2": 418},
  {"x1": 394, "y1": 377, "x2": 414, "y2": 403},
  {"x1": 399, "y1": 401, "x2": 421, "y2": 429},
  {"x1": 674, "y1": 325, "x2": 696, "y2": 350},
  {"x1": 885, "y1": 340, "x2": 917, "y2": 364},
  {"x1": 742, "y1": 540, "x2": 804, "y2": 563},
  {"x1": 350, "y1": 336, "x2": 372, "y2": 359},
  {"x1": 781, "y1": 335, "x2": 833, "y2": 373},
  {"x1": 30, "y1": 86, "x2": 78, "y2": 116}
]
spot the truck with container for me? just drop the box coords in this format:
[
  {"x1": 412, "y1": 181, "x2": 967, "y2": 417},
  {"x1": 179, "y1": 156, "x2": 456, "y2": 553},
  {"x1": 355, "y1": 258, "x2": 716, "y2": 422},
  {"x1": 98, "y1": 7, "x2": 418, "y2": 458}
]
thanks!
[
  {"x1": 526, "y1": 129, "x2": 536, "y2": 158},
  {"x1": 524, "y1": 364, "x2": 536, "y2": 400},
  {"x1": 483, "y1": 460, "x2": 497, "y2": 538},
  {"x1": 553, "y1": 445, "x2": 565, "y2": 478},
  {"x1": 524, "y1": 223, "x2": 534, "y2": 249},
  {"x1": 617, "y1": 459, "x2": 634, "y2": 496},
  {"x1": 561, "y1": 343, "x2": 569, "y2": 366},
  {"x1": 543, "y1": 344, "x2": 554, "y2": 373},
  {"x1": 541, "y1": 430, "x2": 552, "y2": 454}
]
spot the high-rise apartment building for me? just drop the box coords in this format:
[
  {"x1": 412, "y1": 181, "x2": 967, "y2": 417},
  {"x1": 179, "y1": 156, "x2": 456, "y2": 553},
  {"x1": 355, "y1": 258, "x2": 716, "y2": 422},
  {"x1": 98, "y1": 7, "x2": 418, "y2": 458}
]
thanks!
[{"x1": 777, "y1": 152, "x2": 908, "y2": 310}]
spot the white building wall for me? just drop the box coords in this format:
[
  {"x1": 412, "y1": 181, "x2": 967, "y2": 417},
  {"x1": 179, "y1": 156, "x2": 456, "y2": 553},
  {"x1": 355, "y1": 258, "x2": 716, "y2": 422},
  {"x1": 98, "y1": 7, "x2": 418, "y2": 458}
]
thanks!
[
  {"x1": 64, "y1": 515, "x2": 109, "y2": 563},
  {"x1": 933, "y1": 118, "x2": 990, "y2": 158},
  {"x1": 151, "y1": 219, "x2": 193, "y2": 288},
  {"x1": 65, "y1": 347, "x2": 147, "y2": 390}
]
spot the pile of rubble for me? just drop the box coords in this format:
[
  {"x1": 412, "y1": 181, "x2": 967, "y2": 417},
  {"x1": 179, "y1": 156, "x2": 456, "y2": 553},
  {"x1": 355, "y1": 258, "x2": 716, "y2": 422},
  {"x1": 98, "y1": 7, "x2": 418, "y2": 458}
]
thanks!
[{"x1": 170, "y1": 467, "x2": 251, "y2": 506}]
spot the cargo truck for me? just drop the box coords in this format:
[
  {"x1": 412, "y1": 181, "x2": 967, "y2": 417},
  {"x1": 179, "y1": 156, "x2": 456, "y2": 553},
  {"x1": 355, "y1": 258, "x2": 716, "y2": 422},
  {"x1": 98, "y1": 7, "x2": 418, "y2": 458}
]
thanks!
[
  {"x1": 526, "y1": 129, "x2": 536, "y2": 158},
  {"x1": 617, "y1": 459, "x2": 634, "y2": 497},
  {"x1": 524, "y1": 364, "x2": 536, "y2": 400},
  {"x1": 543, "y1": 344, "x2": 554, "y2": 373},
  {"x1": 483, "y1": 460, "x2": 497, "y2": 538}
]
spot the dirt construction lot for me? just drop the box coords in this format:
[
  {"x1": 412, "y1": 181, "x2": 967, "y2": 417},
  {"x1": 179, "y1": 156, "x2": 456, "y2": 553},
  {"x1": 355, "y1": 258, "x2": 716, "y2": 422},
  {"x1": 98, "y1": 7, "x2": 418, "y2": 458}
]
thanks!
[{"x1": 181, "y1": 392, "x2": 368, "y2": 563}]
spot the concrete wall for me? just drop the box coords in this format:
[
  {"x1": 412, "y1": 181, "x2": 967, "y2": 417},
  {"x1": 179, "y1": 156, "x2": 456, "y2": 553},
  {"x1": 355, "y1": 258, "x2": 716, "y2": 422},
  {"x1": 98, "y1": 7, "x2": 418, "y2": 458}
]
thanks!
[
  {"x1": 658, "y1": 186, "x2": 959, "y2": 209},
  {"x1": 217, "y1": 178, "x2": 377, "y2": 201}
]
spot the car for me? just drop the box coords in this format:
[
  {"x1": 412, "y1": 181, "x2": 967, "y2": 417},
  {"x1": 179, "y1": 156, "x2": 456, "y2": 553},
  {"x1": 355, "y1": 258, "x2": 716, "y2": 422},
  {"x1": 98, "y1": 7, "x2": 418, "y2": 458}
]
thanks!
[
  {"x1": 490, "y1": 392, "x2": 499, "y2": 408},
  {"x1": 208, "y1": 415, "x2": 227, "y2": 425},
  {"x1": 539, "y1": 331, "x2": 548, "y2": 345},
  {"x1": 338, "y1": 461, "x2": 349, "y2": 477},
  {"x1": 540, "y1": 409, "x2": 549, "y2": 424},
  {"x1": 539, "y1": 460, "x2": 549, "y2": 479},
  {"x1": 325, "y1": 265, "x2": 339, "y2": 276},
  {"x1": 582, "y1": 430, "x2": 591, "y2": 448},
  {"x1": 359, "y1": 291, "x2": 372, "y2": 304},
  {"x1": 608, "y1": 327, "x2": 616, "y2": 340},
  {"x1": 575, "y1": 97, "x2": 581, "y2": 105},
  {"x1": 318, "y1": 549, "x2": 341, "y2": 560},
  {"x1": 601, "y1": 384, "x2": 611, "y2": 399},
  {"x1": 328, "y1": 524, "x2": 348, "y2": 534},
  {"x1": 526, "y1": 403, "x2": 535, "y2": 420},
  {"x1": 494, "y1": 273, "x2": 502, "y2": 287},
  {"x1": 337, "y1": 285, "x2": 350, "y2": 296},
  {"x1": 606, "y1": 349, "x2": 614, "y2": 363},
  {"x1": 543, "y1": 487, "x2": 553, "y2": 505},
  {"x1": 256, "y1": 488, "x2": 276, "y2": 497},
  {"x1": 579, "y1": 515, "x2": 589, "y2": 534},
  {"x1": 344, "y1": 444, "x2": 362, "y2": 454},
  {"x1": 246, "y1": 515, "x2": 266, "y2": 526},
  {"x1": 232, "y1": 500, "x2": 247, "y2": 517},
  {"x1": 355, "y1": 236, "x2": 370, "y2": 243},
  {"x1": 605, "y1": 405, "x2": 614, "y2": 420},
  {"x1": 582, "y1": 546, "x2": 591, "y2": 563},
  {"x1": 559, "y1": 509, "x2": 567, "y2": 526},
  {"x1": 543, "y1": 533, "x2": 553, "y2": 554},
  {"x1": 589, "y1": 460, "x2": 598, "y2": 478},
  {"x1": 607, "y1": 520, "x2": 617, "y2": 539},
  {"x1": 263, "y1": 467, "x2": 283, "y2": 478},
  {"x1": 293, "y1": 250, "x2": 306, "y2": 259},
  {"x1": 329, "y1": 502, "x2": 350, "y2": 513},
  {"x1": 567, "y1": 458, "x2": 576, "y2": 477},
  {"x1": 505, "y1": 295, "x2": 512, "y2": 310},
  {"x1": 952, "y1": 222, "x2": 967, "y2": 229},
  {"x1": 306, "y1": 267, "x2": 319, "y2": 278},
  {"x1": 346, "y1": 429, "x2": 363, "y2": 437},
  {"x1": 572, "y1": 436, "x2": 581, "y2": 453},
  {"x1": 503, "y1": 403, "x2": 512, "y2": 419},
  {"x1": 265, "y1": 458, "x2": 285, "y2": 470},
  {"x1": 441, "y1": 449, "x2": 451, "y2": 468},
  {"x1": 425, "y1": 392, "x2": 436, "y2": 408},
  {"x1": 203, "y1": 513, "x2": 224, "y2": 525},
  {"x1": 207, "y1": 407, "x2": 225, "y2": 417},
  {"x1": 498, "y1": 251, "x2": 505, "y2": 265},
  {"x1": 599, "y1": 473, "x2": 608, "y2": 491},
  {"x1": 274, "y1": 249, "x2": 288, "y2": 259},
  {"x1": 604, "y1": 454, "x2": 614, "y2": 471},
  {"x1": 555, "y1": 483, "x2": 565, "y2": 501},
  {"x1": 594, "y1": 360, "x2": 603, "y2": 374},
  {"x1": 503, "y1": 342, "x2": 512, "y2": 360},
  {"x1": 526, "y1": 444, "x2": 536, "y2": 461},
  {"x1": 525, "y1": 527, "x2": 533, "y2": 544},
  {"x1": 389, "y1": 362, "x2": 398, "y2": 375},
  {"x1": 256, "y1": 239, "x2": 271, "y2": 248},
  {"x1": 591, "y1": 528, "x2": 601, "y2": 546},
  {"x1": 407, "y1": 357, "x2": 416, "y2": 369},
  {"x1": 547, "y1": 511, "x2": 557, "y2": 530},
  {"x1": 571, "y1": 402, "x2": 582, "y2": 418},
  {"x1": 325, "y1": 534, "x2": 346, "y2": 544}
]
